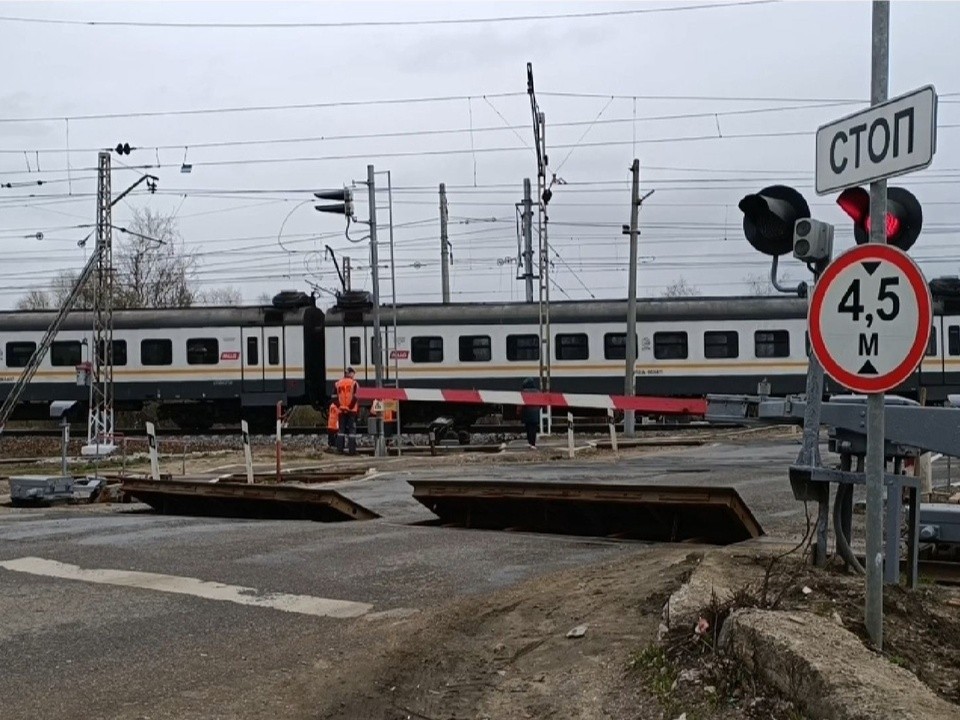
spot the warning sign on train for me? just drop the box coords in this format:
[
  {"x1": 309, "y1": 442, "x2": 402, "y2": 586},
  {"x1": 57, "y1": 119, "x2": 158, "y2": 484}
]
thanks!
[{"x1": 809, "y1": 243, "x2": 931, "y2": 393}]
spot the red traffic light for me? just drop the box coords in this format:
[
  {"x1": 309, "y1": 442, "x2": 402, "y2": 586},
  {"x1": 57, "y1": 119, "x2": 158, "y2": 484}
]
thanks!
[{"x1": 836, "y1": 186, "x2": 922, "y2": 252}]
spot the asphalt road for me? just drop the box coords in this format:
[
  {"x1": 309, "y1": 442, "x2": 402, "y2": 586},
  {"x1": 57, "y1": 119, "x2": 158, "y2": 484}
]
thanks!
[{"x1": 0, "y1": 437, "x2": 809, "y2": 720}]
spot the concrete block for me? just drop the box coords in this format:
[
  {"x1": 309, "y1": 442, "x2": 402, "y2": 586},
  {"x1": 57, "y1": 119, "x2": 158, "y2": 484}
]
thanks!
[{"x1": 720, "y1": 609, "x2": 958, "y2": 720}]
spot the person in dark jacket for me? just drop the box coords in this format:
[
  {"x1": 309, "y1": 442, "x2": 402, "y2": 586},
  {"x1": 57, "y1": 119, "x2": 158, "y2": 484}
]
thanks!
[{"x1": 520, "y1": 377, "x2": 540, "y2": 449}]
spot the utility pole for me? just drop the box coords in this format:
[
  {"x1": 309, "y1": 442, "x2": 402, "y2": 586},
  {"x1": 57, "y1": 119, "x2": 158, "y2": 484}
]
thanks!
[
  {"x1": 528, "y1": 62, "x2": 551, "y2": 431},
  {"x1": 85, "y1": 150, "x2": 115, "y2": 455},
  {"x1": 440, "y1": 182, "x2": 450, "y2": 303},
  {"x1": 343, "y1": 256, "x2": 351, "y2": 291},
  {"x1": 624, "y1": 160, "x2": 641, "y2": 438},
  {"x1": 366, "y1": 165, "x2": 386, "y2": 458},
  {"x1": 865, "y1": 0, "x2": 889, "y2": 651},
  {"x1": 522, "y1": 178, "x2": 534, "y2": 303}
]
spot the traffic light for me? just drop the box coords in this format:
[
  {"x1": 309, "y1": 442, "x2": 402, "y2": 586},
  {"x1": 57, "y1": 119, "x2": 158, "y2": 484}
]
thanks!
[
  {"x1": 835, "y1": 186, "x2": 923, "y2": 252},
  {"x1": 315, "y1": 188, "x2": 354, "y2": 218},
  {"x1": 738, "y1": 185, "x2": 811, "y2": 256},
  {"x1": 114, "y1": 143, "x2": 132, "y2": 155}
]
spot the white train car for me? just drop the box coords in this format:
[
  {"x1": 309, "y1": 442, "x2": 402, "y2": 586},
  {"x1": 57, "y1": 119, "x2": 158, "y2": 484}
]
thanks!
[{"x1": 0, "y1": 295, "x2": 325, "y2": 429}]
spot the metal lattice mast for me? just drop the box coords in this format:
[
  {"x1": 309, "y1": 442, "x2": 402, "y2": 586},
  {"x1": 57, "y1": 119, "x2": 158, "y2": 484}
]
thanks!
[
  {"x1": 87, "y1": 151, "x2": 114, "y2": 449},
  {"x1": 527, "y1": 64, "x2": 551, "y2": 403}
]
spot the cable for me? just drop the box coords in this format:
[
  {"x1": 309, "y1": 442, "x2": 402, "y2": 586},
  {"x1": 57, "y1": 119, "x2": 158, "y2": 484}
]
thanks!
[{"x1": 0, "y1": 2, "x2": 780, "y2": 29}]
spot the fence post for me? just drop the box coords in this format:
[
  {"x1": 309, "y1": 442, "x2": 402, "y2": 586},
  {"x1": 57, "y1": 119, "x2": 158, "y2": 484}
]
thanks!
[{"x1": 275, "y1": 401, "x2": 283, "y2": 483}]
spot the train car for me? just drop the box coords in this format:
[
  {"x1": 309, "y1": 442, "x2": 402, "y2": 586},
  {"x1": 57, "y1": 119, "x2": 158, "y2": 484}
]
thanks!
[
  {"x1": 324, "y1": 286, "x2": 960, "y2": 432},
  {"x1": 0, "y1": 292, "x2": 325, "y2": 430}
]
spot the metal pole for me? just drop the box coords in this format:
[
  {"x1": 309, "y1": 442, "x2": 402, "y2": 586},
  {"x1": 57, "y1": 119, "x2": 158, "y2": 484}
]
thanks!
[
  {"x1": 522, "y1": 178, "x2": 534, "y2": 303},
  {"x1": 367, "y1": 164, "x2": 386, "y2": 458},
  {"x1": 440, "y1": 183, "x2": 450, "y2": 304},
  {"x1": 387, "y1": 170, "x2": 401, "y2": 456},
  {"x1": 624, "y1": 159, "x2": 640, "y2": 438},
  {"x1": 865, "y1": 0, "x2": 889, "y2": 651}
]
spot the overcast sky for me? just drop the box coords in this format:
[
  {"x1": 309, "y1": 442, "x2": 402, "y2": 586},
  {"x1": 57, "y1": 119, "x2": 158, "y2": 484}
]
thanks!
[{"x1": 1, "y1": 0, "x2": 959, "y2": 310}]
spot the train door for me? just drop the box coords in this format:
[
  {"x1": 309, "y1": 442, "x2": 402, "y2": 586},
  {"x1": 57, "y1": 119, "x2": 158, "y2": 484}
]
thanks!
[{"x1": 241, "y1": 328, "x2": 264, "y2": 393}]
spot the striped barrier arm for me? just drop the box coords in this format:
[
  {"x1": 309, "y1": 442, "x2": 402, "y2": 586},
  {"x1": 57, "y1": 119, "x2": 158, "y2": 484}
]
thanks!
[{"x1": 354, "y1": 387, "x2": 706, "y2": 416}]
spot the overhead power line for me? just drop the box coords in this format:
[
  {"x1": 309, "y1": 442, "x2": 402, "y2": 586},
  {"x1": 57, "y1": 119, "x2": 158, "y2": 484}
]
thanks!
[{"x1": 0, "y1": 2, "x2": 780, "y2": 30}]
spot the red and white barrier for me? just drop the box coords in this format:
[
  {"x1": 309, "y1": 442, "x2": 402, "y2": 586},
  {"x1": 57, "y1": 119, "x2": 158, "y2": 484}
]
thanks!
[{"x1": 354, "y1": 387, "x2": 706, "y2": 416}]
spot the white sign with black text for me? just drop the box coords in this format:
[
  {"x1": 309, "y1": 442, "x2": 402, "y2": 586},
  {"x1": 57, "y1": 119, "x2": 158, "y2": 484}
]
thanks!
[{"x1": 815, "y1": 85, "x2": 937, "y2": 195}]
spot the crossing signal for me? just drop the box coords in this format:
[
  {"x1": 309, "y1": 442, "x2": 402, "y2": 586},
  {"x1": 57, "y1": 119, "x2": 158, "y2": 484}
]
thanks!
[
  {"x1": 836, "y1": 186, "x2": 923, "y2": 252},
  {"x1": 315, "y1": 188, "x2": 354, "y2": 218},
  {"x1": 738, "y1": 185, "x2": 811, "y2": 256}
]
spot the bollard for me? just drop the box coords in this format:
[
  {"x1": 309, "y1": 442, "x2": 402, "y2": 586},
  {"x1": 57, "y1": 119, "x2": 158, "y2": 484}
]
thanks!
[
  {"x1": 145, "y1": 422, "x2": 160, "y2": 481},
  {"x1": 275, "y1": 401, "x2": 283, "y2": 483},
  {"x1": 567, "y1": 412, "x2": 575, "y2": 459},
  {"x1": 241, "y1": 420, "x2": 254, "y2": 484}
]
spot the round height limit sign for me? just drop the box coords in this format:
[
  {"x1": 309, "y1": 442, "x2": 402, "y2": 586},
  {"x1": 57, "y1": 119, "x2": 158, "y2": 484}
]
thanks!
[{"x1": 809, "y1": 243, "x2": 932, "y2": 394}]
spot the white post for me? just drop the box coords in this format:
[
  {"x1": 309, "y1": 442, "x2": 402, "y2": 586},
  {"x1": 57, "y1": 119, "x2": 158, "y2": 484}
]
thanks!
[
  {"x1": 608, "y1": 408, "x2": 619, "y2": 457},
  {"x1": 241, "y1": 420, "x2": 254, "y2": 484},
  {"x1": 145, "y1": 421, "x2": 160, "y2": 481},
  {"x1": 567, "y1": 412, "x2": 574, "y2": 459}
]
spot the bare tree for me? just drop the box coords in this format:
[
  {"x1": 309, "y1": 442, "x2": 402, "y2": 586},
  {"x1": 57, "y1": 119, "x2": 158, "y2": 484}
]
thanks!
[
  {"x1": 743, "y1": 271, "x2": 791, "y2": 296},
  {"x1": 198, "y1": 286, "x2": 243, "y2": 306},
  {"x1": 15, "y1": 288, "x2": 52, "y2": 310},
  {"x1": 661, "y1": 277, "x2": 701, "y2": 298},
  {"x1": 115, "y1": 208, "x2": 196, "y2": 308},
  {"x1": 256, "y1": 292, "x2": 273, "y2": 304}
]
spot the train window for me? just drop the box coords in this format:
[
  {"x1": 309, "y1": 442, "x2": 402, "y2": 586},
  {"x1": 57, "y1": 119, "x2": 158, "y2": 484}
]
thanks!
[
  {"x1": 246, "y1": 337, "x2": 258, "y2": 365},
  {"x1": 653, "y1": 332, "x2": 688, "y2": 360},
  {"x1": 555, "y1": 333, "x2": 589, "y2": 361},
  {"x1": 5, "y1": 342, "x2": 36, "y2": 368},
  {"x1": 349, "y1": 337, "x2": 362, "y2": 366},
  {"x1": 603, "y1": 333, "x2": 637, "y2": 360},
  {"x1": 927, "y1": 326, "x2": 938, "y2": 356},
  {"x1": 703, "y1": 331, "x2": 739, "y2": 359},
  {"x1": 141, "y1": 339, "x2": 173, "y2": 366},
  {"x1": 412, "y1": 336, "x2": 444, "y2": 363},
  {"x1": 51, "y1": 341, "x2": 82, "y2": 367},
  {"x1": 268, "y1": 337, "x2": 280, "y2": 366},
  {"x1": 459, "y1": 335, "x2": 491, "y2": 362},
  {"x1": 186, "y1": 338, "x2": 219, "y2": 365},
  {"x1": 950, "y1": 326, "x2": 960, "y2": 357},
  {"x1": 506, "y1": 334, "x2": 539, "y2": 361},
  {"x1": 754, "y1": 330, "x2": 790, "y2": 358},
  {"x1": 98, "y1": 340, "x2": 127, "y2": 366}
]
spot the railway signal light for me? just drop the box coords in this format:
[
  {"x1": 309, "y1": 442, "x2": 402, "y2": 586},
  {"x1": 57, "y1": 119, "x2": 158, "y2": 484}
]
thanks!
[
  {"x1": 836, "y1": 185, "x2": 923, "y2": 252},
  {"x1": 738, "y1": 185, "x2": 811, "y2": 256},
  {"x1": 114, "y1": 142, "x2": 132, "y2": 155},
  {"x1": 315, "y1": 188, "x2": 354, "y2": 218}
]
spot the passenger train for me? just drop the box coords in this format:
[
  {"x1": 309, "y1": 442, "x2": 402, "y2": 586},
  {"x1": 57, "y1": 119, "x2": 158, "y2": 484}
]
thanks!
[{"x1": 2, "y1": 283, "x2": 959, "y2": 431}]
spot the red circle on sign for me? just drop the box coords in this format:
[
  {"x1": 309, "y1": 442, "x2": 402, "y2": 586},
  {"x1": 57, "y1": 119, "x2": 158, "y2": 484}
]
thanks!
[{"x1": 809, "y1": 243, "x2": 931, "y2": 394}]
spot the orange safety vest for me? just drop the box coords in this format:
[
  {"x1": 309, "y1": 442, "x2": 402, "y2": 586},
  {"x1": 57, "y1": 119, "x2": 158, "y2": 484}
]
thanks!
[
  {"x1": 327, "y1": 403, "x2": 340, "y2": 431},
  {"x1": 335, "y1": 377, "x2": 359, "y2": 413}
]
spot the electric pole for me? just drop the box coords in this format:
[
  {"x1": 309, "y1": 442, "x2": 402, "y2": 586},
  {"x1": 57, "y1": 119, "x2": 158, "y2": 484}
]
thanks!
[
  {"x1": 528, "y1": 62, "x2": 551, "y2": 431},
  {"x1": 440, "y1": 182, "x2": 450, "y2": 303},
  {"x1": 343, "y1": 256, "x2": 351, "y2": 291},
  {"x1": 624, "y1": 159, "x2": 641, "y2": 438},
  {"x1": 85, "y1": 150, "x2": 115, "y2": 455},
  {"x1": 522, "y1": 178, "x2": 534, "y2": 303},
  {"x1": 366, "y1": 165, "x2": 385, "y2": 458}
]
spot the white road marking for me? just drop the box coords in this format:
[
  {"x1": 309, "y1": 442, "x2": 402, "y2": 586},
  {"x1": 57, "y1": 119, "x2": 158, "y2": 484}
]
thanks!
[{"x1": 0, "y1": 556, "x2": 373, "y2": 619}]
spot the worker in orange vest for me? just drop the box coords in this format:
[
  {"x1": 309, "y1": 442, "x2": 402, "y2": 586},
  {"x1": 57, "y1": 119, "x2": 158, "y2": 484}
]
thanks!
[
  {"x1": 325, "y1": 394, "x2": 340, "y2": 450},
  {"x1": 335, "y1": 367, "x2": 359, "y2": 455}
]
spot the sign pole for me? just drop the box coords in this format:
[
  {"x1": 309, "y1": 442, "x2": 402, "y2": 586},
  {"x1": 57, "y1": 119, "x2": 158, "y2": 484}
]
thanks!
[{"x1": 865, "y1": 0, "x2": 890, "y2": 651}]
